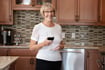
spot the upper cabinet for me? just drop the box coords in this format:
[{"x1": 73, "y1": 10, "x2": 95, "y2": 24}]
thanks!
[
  {"x1": 56, "y1": 0, "x2": 100, "y2": 25},
  {"x1": 12, "y1": 0, "x2": 35, "y2": 10},
  {"x1": 100, "y1": 0, "x2": 105, "y2": 25},
  {"x1": 35, "y1": 0, "x2": 56, "y2": 8},
  {"x1": 12, "y1": 0, "x2": 56, "y2": 10},
  {"x1": 0, "y1": 0, "x2": 13, "y2": 25}
]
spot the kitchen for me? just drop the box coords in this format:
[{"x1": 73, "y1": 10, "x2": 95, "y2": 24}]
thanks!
[{"x1": 0, "y1": 0, "x2": 105, "y2": 70}]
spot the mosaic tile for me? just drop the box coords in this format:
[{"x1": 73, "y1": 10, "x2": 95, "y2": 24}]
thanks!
[{"x1": 0, "y1": 11, "x2": 105, "y2": 47}]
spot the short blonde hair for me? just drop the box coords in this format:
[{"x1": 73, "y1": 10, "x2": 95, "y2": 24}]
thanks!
[{"x1": 40, "y1": 2, "x2": 55, "y2": 17}]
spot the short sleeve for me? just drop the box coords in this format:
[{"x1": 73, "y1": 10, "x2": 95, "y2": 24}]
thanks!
[
  {"x1": 31, "y1": 25, "x2": 39, "y2": 41},
  {"x1": 57, "y1": 24, "x2": 63, "y2": 40},
  {"x1": 59, "y1": 25, "x2": 63, "y2": 40}
]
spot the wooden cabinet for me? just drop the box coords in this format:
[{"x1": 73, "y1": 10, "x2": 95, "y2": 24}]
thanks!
[
  {"x1": 12, "y1": 0, "x2": 36, "y2": 10},
  {"x1": 57, "y1": 0, "x2": 99, "y2": 25},
  {"x1": 8, "y1": 48, "x2": 37, "y2": 70},
  {"x1": 100, "y1": 0, "x2": 105, "y2": 25},
  {"x1": 12, "y1": 57, "x2": 35, "y2": 70},
  {"x1": 85, "y1": 49, "x2": 102, "y2": 70},
  {"x1": 12, "y1": 0, "x2": 56, "y2": 10},
  {"x1": 0, "y1": 48, "x2": 8, "y2": 56},
  {"x1": 35, "y1": 0, "x2": 56, "y2": 8},
  {"x1": 8, "y1": 48, "x2": 36, "y2": 56},
  {"x1": 0, "y1": 0, "x2": 13, "y2": 25}
]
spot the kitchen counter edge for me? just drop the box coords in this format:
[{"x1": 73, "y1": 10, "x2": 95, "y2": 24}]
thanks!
[{"x1": 0, "y1": 45, "x2": 100, "y2": 49}]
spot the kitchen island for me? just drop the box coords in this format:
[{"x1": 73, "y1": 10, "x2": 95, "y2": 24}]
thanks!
[{"x1": 0, "y1": 56, "x2": 19, "y2": 70}]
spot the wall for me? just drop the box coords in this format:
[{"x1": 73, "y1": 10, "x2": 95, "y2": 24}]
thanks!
[{"x1": 1, "y1": 10, "x2": 105, "y2": 47}]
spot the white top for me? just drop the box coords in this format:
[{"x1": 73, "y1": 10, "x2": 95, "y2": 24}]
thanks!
[{"x1": 31, "y1": 23, "x2": 63, "y2": 61}]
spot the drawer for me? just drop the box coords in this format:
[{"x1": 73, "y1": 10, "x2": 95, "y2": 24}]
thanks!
[
  {"x1": 0, "y1": 48, "x2": 8, "y2": 56},
  {"x1": 8, "y1": 48, "x2": 37, "y2": 56}
]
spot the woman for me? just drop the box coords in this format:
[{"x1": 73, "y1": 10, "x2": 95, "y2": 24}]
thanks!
[{"x1": 29, "y1": 3, "x2": 64, "y2": 70}]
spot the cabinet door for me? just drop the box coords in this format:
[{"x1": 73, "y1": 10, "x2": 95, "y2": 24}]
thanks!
[
  {"x1": 9, "y1": 57, "x2": 36, "y2": 70},
  {"x1": 14, "y1": 57, "x2": 35, "y2": 70},
  {"x1": 0, "y1": 48, "x2": 8, "y2": 56},
  {"x1": 57, "y1": 0, "x2": 99, "y2": 25},
  {"x1": 57, "y1": 0, "x2": 76, "y2": 23},
  {"x1": 35, "y1": 0, "x2": 56, "y2": 8},
  {"x1": 0, "y1": 0, "x2": 13, "y2": 25},
  {"x1": 12, "y1": 0, "x2": 56, "y2": 10},
  {"x1": 100, "y1": 0, "x2": 105, "y2": 24},
  {"x1": 12, "y1": 0, "x2": 37, "y2": 10},
  {"x1": 8, "y1": 48, "x2": 37, "y2": 70},
  {"x1": 86, "y1": 50, "x2": 101, "y2": 70},
  {"x1": 8, "y1": 48, "x2": 37, "y2": 56},
  {"x1": 79, "y1": 0, "x2": 99, "y2": 22}
]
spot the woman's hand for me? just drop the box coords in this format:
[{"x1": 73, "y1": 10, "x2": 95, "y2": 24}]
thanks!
[
  {"x1": 51, "y1": 41, "x2": 64, "y2": 51},
  {"x1": 42, "y1": 40, "x2": 53, "y2": 46}
]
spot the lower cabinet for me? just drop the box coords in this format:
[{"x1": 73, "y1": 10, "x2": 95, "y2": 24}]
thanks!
[
  {"x1": 0, "y1": 48, "x2": 102, "y2": 70},
  {"x1": 85, "y1": 49, "x2": 102, "y2": 70},
  {"x1": 9, "y1": 57, "x2": 35, "y2": 70},
  {"x1": 8, "y1": 48, "x2": 37, "y2": 70}
]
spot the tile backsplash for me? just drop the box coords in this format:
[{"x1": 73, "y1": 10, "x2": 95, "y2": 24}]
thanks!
[
  {"x1": 62, "y1": 25, "x2": 105, "y2": 47},
  {"x1": 1, "y1": 10, "x2": 105, "y2": 47}
]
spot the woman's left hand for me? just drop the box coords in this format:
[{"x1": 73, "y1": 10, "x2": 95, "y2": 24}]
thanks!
[{"x1": 51, "y1": 41, "x2": 64, "y2": 51}]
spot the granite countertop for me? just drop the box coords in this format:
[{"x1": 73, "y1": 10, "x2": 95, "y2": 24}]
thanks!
[
  {"x1": 0, "y1": 56, "x2": 19, "y2": 70},
  {"x1": 0, "y1": 44, "x2": 105, "y2": 52},
  {"x1": 0, "y1": 44, "x2": 100, "y2": 49},
  {"x1": 64, "y1": 44, "x2": 99, "y2": 49},
  {"x1": 0, "y1": 45, "x2": 29, "y2": 49}
]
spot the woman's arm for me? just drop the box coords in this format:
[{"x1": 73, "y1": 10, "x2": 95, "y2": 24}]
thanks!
[
  {"x1": 29, "y1": 39, "x2": 52, "y2": 51},
  {"x1": 29, "y1": 40, "x2": 43, "y2": 51}
]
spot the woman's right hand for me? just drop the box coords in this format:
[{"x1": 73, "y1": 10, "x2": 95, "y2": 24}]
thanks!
[{"x1": 42, "y1": 40, "x2": 52, "y2": 46}]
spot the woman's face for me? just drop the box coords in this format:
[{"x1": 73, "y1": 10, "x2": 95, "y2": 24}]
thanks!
[{"x1": 43, "y1": 8, "x2": 55, "y2": 22}]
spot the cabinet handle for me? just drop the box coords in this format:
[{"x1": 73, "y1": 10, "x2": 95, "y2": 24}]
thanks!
[
  {"x1": 98, "y1": 16, "x2": 101, "y2": 22},
  {"x1": 86, "y1": 51, "x2": 89, "y2": 58},
  {"x1": 75, "y1": 15, "x2": 79, "y2": 22},
  {"x1": 30, "y1": 58, "x2": 34, "y2": 64},
  {"x1": 9, "y1": 15, "x2": 12, "y2": 21},
  {"x1": 96, "y1": 59, "x2": 104, "y2": 70},
  {"x1": 59, "y1": 50, "x2": 81, "y2": 53},
  {"x1": 32, "y1": 0, "x2": 35, "y2": 6}
]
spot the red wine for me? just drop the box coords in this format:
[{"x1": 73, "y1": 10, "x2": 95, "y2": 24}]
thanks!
[{"x1": 47, "y1": 37, "x2": 54, "y2": 40}]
